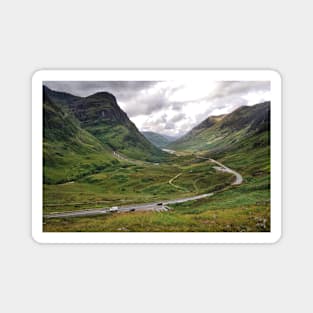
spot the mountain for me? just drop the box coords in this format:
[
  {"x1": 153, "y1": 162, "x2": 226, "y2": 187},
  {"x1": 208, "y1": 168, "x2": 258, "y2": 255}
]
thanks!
[
  {"x1": 70, "y1": 92, "x2": 167, "y2": 161},
  {"x1": 142, "y1": 131, "x2": 176, "y2": 148},
  {"x1": 169, "y1": 102, "x2": 270, "y2": 152},
  {"x1": 43, "y1": 90, "x2": 115, "y2": 184},
  {"x1": 43, "y1": 86, "x2": 167, "y2": 162}
]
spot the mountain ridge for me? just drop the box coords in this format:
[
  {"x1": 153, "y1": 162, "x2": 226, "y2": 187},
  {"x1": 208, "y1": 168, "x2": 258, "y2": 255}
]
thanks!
[
  {"x1": 169, "y1": 101, "x2": 270, "y2": 152},
  {"x1": 43, "y1": 86, "x2": 167, "y2": 162}
]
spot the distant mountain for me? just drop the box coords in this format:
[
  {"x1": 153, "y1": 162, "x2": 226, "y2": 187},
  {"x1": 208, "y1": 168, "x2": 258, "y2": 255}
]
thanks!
[
  {"x1": 43, "y1": 86, "x2": 167, "y2": 163},
  {"x1": 142, "y1": 131, "x2": 176, "y2": 148},
  {"x1": 169, "y1": 102, "x2": 270, "y2": 152},
  {"x1": 163, "y1": 134, "x2": 180, "y2": 141}
]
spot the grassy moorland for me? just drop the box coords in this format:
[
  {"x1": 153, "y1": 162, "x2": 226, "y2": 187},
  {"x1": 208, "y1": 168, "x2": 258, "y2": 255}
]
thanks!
[
  {"x1": 43, "y1": 205, "x2": 269, "y2": 232},
  {"x1": 43, "y1": 156, "x2": 233, "y2": 214},
  {"x1": 44, "y1": 130, "x2": 270, "y2": 232}
]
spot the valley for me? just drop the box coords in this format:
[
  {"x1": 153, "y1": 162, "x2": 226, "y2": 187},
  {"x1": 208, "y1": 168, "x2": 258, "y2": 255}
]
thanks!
[
  {"x1": 43, "y1": 86, "x2": 271, "y2": 232},
  {"x1": 43, "y1": 154, "x2": 233, "y2": 214}
]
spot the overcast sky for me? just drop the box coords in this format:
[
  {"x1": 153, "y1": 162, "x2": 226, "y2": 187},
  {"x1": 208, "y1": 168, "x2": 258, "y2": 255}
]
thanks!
[{"x1": 44, "y1": 80, "x2": 270, "y2": 136}]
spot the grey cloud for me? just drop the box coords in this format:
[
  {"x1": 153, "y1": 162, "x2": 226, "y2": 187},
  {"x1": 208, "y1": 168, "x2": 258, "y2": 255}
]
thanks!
[
  {"x1": 164, "y1": 122, "x2": 175, "y2": 130},
  {"x1": 140, "y1": 113, "x2": 176, "y2": 134},
  {"x1": 174, "y1": 81, "x2": 270, "y2": 128},
  {"x1": 170, "y1": 102, "x2": 185, "y2": 111},
  {"x1": 44, "y1": 80, "x2": 270, "y2": 136},
  {"x1": 193, "y1": 96, "x2": 248, "y2": 127},
  {"x1": 44, "y1": 81, "x2": 158, "y2": 99},
  {"x1": 209, "y1": 81, "x2": 270, "y2": 100},
  {"x1": 169, "y1": 112, "x2": 186, "y2": 123},
  {"x1": 174, "y1": 81, "x2": 269, "y2": 106},
  {"x1": 124, "y1": 93, "x2": 169, "y2": 117},
  {"x1": 44, "y1": 81, "x2": 171, "y2": 118}
]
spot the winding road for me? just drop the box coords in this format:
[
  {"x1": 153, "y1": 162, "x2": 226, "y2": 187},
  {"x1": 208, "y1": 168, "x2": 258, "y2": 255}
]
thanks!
[
  {"x1": 209, "y1": 158, "x2": 243, "y2": 185},
  {"x1": 44, "y1": 155, "x2": 243, "y2": 219}
]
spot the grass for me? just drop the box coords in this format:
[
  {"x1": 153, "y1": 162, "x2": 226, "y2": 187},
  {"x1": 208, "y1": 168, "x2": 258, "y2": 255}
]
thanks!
[
  {"x1": 44, "y1": 197, "x2": 270, "y2": 232},
  {"x1": 43, "y1": 130, "x2": 270, "y2": 232},
  {"x1": 43, "y1": 99, "x2": 116, "y2": 184},
  {"x1": 43, "y1": 157, "x2": 233, "y2": 213},
  {"x1": 44, "y1": 174, "x2": 270, "y2": 232},
  {"x1": 43, "y1": 92, "x2": 169, "y2": 185},
  {"x1": 84, "y1": 120, "x2": 168, "y2": 163}
]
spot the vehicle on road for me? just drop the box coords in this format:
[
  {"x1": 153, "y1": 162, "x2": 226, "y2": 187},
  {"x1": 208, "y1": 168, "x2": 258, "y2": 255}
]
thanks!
[
  {"x1": 109, "y1": 206, "x2": 119, "y2": 212},
  {"x1": 157, "y1": 203, "x2": 163, "y2": 206}
]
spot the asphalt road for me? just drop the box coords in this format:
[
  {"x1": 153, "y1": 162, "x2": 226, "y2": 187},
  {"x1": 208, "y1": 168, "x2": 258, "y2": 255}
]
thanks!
[
  {"x1": 44, "y1": 193, "x2": 214, "y2": 219},
  {"x1": 196, "y1": 156, "x2": 243, "y2": 185},
  {"x1": 209, "y1": 158, "x2": 243, "y2": 185}
]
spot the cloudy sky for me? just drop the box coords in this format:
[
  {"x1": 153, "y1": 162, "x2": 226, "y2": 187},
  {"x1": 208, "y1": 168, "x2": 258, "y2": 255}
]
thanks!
[{"x1": 44, "y1": 80, "x2": 270, "y2": 137}]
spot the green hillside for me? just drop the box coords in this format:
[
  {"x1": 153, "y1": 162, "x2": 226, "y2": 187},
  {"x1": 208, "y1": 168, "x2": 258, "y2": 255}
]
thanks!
[
  {"x1": 43, "y1": 86, "x2": 170, "y2": 184},
  {"x1": 169, "y1": 102, "x2": 270, "y2": 153},
  {"x1": 51, "y1": 88, "x2": 168, "y2": 162},
  {"x1": 43, "y1": 90, "x2": 116, "y2": 184}
]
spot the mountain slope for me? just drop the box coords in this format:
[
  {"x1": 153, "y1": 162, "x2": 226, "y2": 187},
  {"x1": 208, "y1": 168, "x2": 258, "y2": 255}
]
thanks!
[
  {"x1": 169, "y1": 102, "x2": 270, "y2": 152},
  {"x1": 142, "y1": 131, "x2": 176, "y2": 148},
  {"x1": 43, "y1": 90, "x2": 116, "y2": 184},
  {"x1": 44, "y1": 86, "x2": 167, "y2": 162}
]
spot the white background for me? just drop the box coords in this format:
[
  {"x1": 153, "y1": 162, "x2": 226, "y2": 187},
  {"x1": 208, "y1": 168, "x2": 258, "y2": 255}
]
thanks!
[{"x1": 0, "y1": 0, "x2": 311, "y2": 312}]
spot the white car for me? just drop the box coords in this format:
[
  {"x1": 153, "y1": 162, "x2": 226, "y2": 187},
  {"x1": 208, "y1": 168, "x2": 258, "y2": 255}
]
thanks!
[{"x1": 109, "y1": 206, "x2": 119, "y2": 212}]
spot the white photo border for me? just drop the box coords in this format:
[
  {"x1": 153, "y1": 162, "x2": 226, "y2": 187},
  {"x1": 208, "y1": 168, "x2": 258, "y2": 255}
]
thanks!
[{"x1": 32, "y1": 70, "x2": 282, "y2": 244}]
